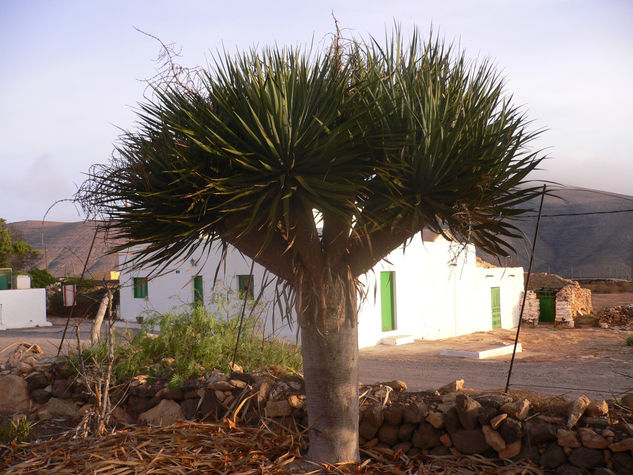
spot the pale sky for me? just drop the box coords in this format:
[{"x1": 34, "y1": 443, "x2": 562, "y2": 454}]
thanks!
[{"x1": 1, "y1": 0, "x2": 632, "y2": 223}]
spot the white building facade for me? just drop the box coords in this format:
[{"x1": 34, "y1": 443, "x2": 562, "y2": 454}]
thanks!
[{"x1": 118, "y1": 231, "x2": 524, "y2": 348}]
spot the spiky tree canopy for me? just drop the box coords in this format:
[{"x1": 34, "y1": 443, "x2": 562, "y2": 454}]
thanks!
[{"x1": 78, "y1": 31, "x2": 543, "y2": 284}]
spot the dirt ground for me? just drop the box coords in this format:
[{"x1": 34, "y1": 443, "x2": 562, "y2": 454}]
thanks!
[
  {"x1": 2, "y1": 294, "x2": 633, "y2": 400},
  {"x1": 592, "y1": 291, "x2": 633, "y2": 310}
]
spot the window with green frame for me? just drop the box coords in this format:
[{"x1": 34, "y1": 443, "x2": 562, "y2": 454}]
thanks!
[
  {"x1": 193, "y1": 275, "x2": 203, "y2": 305},
  {"x1": 133, "y1": 277, "x2": 148, "y2": 298},
  {"x1": 238, "y1": 274, "x2": 254, "y2": 300}
]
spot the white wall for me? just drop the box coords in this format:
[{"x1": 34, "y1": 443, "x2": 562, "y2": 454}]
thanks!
[
  {"x1": 119, "y1": 232, "x2": 525, "y2": 349},
  {"x1": 0, "y1": 289, "x2": 50, "y2": 330},
  {"x1": 118, "y1": 245, "x2": 298, "y2": 342}
]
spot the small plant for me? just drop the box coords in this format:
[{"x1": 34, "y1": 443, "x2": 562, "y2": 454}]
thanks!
[
  {"x1": 66, "y1": 297, "x2": 302, "y2": 387},
  {"x1": 626, "y1": 335, "x2": 633, "y2": 347},
  {"x1": 0, "y1": 416, "x2": 33, "y2": 443},
  {"x1": 27, "y1": 268, "x2": 58, "y2": 288}
]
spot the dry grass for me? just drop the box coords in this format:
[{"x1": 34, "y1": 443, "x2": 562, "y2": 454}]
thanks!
[{"x1": 0, "y1": 420, "x2": 544, "y2": 474}]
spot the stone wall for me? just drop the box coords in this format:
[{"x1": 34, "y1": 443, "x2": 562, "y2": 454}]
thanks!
[
  {"x1": 522, "y1": 291, "x2": 540, "y2": 326},
  {"x1": 2, "y1": 356, "x2": 633, "y2": 473}
]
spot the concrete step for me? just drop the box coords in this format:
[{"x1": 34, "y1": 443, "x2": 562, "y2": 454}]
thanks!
[
  {"x1": 381, "y1": 335, "x2": 415, "y2": 346},
  {"x1": 440, "y1": 343, "x2": 521, "y2": 359}
]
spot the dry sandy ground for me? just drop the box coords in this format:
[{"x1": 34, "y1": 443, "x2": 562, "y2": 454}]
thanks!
[
  {"x1": 2, "y1": 297, "x2": 632, "y2": 400},
  {"x1": 360, "y1": 326, "x2": 633, "y2": 400}
]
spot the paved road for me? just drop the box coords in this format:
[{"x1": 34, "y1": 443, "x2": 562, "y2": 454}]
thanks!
[{"x1": 360, "y1": 353, "x2": 632, "y2": 400}]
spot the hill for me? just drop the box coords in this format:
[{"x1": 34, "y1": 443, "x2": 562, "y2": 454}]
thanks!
[
  {"x1": 9, "y1": 185, "x2": 633, "y2": 280},
  {"x1": 7, "y1": 221, "x2": 124, "y2": 278},
  {"x1": 478, "y1": 186, "x2": 633, "y2": 280}
]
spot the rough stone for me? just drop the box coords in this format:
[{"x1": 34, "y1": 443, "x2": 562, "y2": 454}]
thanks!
[
  {"x1": 474, "y1": 392, "x2": 513, "y2": 409},
  {"x1": 498, "y1": 439, "x2": 521, "y2": 459},
  {"x1": 611, "y1": 452, "x2": 633, "y2": 474},
  {"x1": 0, "y1": 375, "x2": 32, "y2": 413},
  {"x1": 443, "y1": 407, "x2": 461, "y2": 433},
  {"x1": 180, "y1": 399, "x2": 199, "y2": 420},
  {"x1": 411, "y1": 422, "x2": 441, "y2": 449},
  {"x1": 127, "y1": 396, "x2": 150, "y2": 414},
  {"x1": 591, "y1": 468, "x2": 615, "y2": 475},
  {"x1": 111, "y1": 406, "x2": 135, "y2": 425},
  {"x1": 586, "y1": 399, "x2": 609, "y2": 417},
  {"x1": 498, "y1": 417, "x2": 522, "y2": 444},
  {"x1": 265, "y1": 399, "x2": 292, "y2": 418},
  {"x1": 501, "y1": 399, "x2": 530, "y2": 420},
  {"x1": 362, "y1": 404, "x2": 384, "y2": 427},
  {"x1": 31, "y1": 388, "x2": 52, "y2": 404},
  {"x1": 425, "y1": 411, "x2": 444, "y2": 429},
  {"x1": 162, "y1": 389, "x2": 184, "y2": 401},
  {"x1": 478, "y1": 406, "x2": 498, "y2": 426},
  {"x1": 582, "y1": 416, "x2": 610, "y2": 429},
  {"x1": 37, "y1": 408, "x2": 52, "y2": 421},
  {"x1": 490, "y1": 413, "x2": 507, "y2": 430},
  {"x1": 384, "y1": 404, "x2": 403, "y2": 426},
  {"x1": 482, "y1": 425, "x2": 506, "y2": 452},
  {"x1": 19, "y1": 362, "x2": 32, "y2": 374},
  {"x1": 439, "y1": 433, "x2": 452, "y2": 447},
  {"x1": 577, "y1": 427, "x2": 609, "y2": 449},
  {"x1": 455, "y1": 393, "x2": 482, "y2": 430},
  {"x1": 378, "y1": 424, "x2": 400, "y2": 446},
  {"x1": 26, "y1": 371, "x2": 50, "y2": 391},
  {"x1": 209, "y1": 380, "x2": 236, "y2": 391},
  {"x1": 437, "y1": 379, "x2": 464, "y2": 394},
  {"x1": 397, "y1": 423, "x2": 415, "y2": 442},
  {"x1": 557, "y1": 428, "x2": 581, "y2": 448},
  {"x1": 386, "y1": 380, "x2": 407, "y2": 392},
  {"x1": 359, "y1": 421, "x2": 379, "y2": 440},
  {"x1": 450, "y1": 429, "x2": 489, "y2": 455},
  {"x1": 567, "y1": 394, "x2": 591, "y2": 428},
  {"x1": 525, "y1": 420, "x2": 557, "y2": 445},
  {"x1": 45, "y1": 397, "x2": 79, "y2": 419},
  {"x1": 287, "y1": 395, "x2": 304, "y2": 409},
  {"x1": 554, "y1": 464, "x2": 584, "y2": 475},
  {"x1": 568, "y1": 447, "x2": 605, "y2": 470},
  {"x1": 139, "y1": 399, "x2": 184, "y2": 426},
  {"x1": 51, "y1": 378, "x2": 71, "y2": 399},
  {"x1": 540, "y1": 442, "x2": 567, "y2": 469},
  {"x1": 393, "y1": 441, "x2": 412, "y2": 453},
  {"x1": 621, "y1": 392, "x2": 633, "y2": 410},
  {"x1": 402, "y1": 399, "x2": 427, "y2": 424},
  {"x1": 608, "y1": 437, "x2": 633, "y2": 452}
]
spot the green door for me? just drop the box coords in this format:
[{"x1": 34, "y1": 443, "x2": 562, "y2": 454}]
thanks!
[
  {"x1": 537, "y1": 289, "x2": 556, "y2": 322},
  {"x1": 193, "y1": 275, "x2": 203, "y2": 306},
  {"x1": 380, "y1": 271, "x2": 396, "y2": 331},
  {"x1": 0, "y1": 273, "x2": 9, "y2": 290},
  {"x1": 490, "y1": 287, "x2": 501, "y2": 328}
]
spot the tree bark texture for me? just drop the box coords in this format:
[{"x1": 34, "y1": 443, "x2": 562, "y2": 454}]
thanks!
[{"x1": 299, "y1": 277, "x2": 360, "y2": 464}]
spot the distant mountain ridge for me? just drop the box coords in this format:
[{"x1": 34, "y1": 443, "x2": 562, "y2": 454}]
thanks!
[
  {"x1": 7, "y1": 221, "x2": 123, "y2": 278},
  {"x1": 9, "y1": 185, "x2": 633, "y2": 280},
  {"x1": 478, "y1": 186, "x2": 633, "y2": 280}
]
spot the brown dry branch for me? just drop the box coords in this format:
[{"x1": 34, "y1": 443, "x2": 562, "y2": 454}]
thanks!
[{"x1": 0, "y1": 420, "x2": 545, "y2": 474}]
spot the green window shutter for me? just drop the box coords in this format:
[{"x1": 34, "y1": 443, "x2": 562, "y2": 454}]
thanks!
[
  {"x1": 238, "y1": 274, "x2": 254, "y2": 300},
  {"x1": 133, "y1": 277, "x2": 148, "y2": 298},
  {"x1": 193, "y1": 275, "x2": 203, "y2": 305}
]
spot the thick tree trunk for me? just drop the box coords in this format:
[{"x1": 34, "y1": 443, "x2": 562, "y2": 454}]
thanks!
[{"x1": 300, "y1": 278, "x2": 359, "y2": 464}]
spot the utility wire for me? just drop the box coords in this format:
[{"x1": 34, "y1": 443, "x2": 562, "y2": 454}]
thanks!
[{"x1": 524, "y1": 209, "x2": 633, "y2": 218}]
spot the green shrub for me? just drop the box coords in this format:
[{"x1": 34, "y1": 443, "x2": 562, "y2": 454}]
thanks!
[
  {"x1": 68, "y1": 304, "x2": 302, "y2": 386},
  {"x1": 28, "y1": 268, "x2": 58, "y2": 288},
  {"x1": 0, "y1": 416, "x2": 33, "y2": 443},
  {"x1": 626, "y1": 335, "x2": 633, "y2": 347}
]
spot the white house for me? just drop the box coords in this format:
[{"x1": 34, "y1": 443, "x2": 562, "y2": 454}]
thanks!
[{"x1": 117, "y1": 230, "x2": 524, "y2": 348}]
